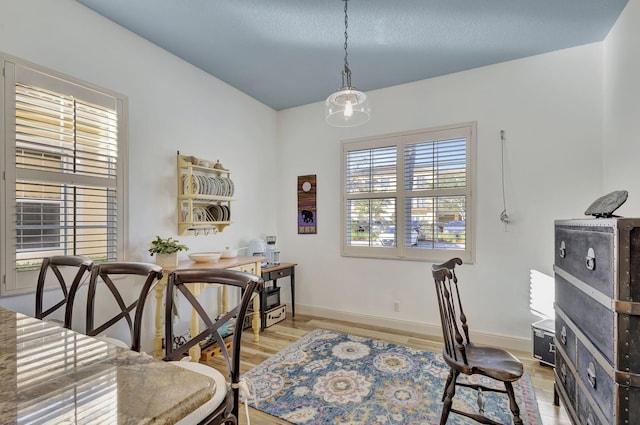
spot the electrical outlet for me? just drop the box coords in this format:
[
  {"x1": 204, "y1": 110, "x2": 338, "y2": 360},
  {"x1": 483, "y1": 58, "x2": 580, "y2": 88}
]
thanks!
[{"x1": 393, "y1": 301, "x2": 400, "y2": 312}]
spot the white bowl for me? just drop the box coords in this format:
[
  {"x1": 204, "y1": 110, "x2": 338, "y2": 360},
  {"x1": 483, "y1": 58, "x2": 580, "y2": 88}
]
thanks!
[
  {"x1": 220, "y1": 248, "x2": 238, "y2": 258},
  {"x1": 188, "y1": 252, "x2": 222, "y2": 263}
]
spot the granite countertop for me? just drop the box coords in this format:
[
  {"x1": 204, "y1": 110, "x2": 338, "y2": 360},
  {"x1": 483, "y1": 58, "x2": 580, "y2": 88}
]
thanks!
[{"x1": 0, "y1": 307, "x2": 216, "y2": 424}]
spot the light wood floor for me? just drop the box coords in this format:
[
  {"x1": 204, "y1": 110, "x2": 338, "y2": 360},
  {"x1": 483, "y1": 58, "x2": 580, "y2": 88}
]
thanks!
[{"x1": 203, "y1": 313, "x2": 571, "y2": 425}]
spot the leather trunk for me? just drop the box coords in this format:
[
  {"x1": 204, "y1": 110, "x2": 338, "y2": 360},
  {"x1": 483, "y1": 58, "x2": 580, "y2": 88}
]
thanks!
[{"x1": 554, "y1": 218, "x2": 640, "y2": 425}]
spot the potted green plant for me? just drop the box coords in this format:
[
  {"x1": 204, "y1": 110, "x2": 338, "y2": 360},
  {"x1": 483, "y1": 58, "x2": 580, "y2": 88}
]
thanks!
[{"x1": 148, "y1": 236, "x2": 188, "y2": 268}]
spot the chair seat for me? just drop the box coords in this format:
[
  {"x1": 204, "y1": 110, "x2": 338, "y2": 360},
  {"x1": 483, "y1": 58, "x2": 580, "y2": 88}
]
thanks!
[
  {"x1": 171, "y1": 361, "x2": 228, "y2": 425},
  {"x1": 458, "y1": 344, "x2": 524, "y2": 382}
]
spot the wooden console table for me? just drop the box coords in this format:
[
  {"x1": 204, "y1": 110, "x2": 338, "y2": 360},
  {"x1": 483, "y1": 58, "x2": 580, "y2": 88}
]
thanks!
[
  {"x1": 261, "y1": 263, "x2": 297, "y2": 328},
  {"x1": 153, "y1": 256, "x2": 265, "y2": 360}
]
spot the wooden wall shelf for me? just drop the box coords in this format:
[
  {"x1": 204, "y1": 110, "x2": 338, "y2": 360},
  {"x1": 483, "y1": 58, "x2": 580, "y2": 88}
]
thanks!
[{"x1": 177, "y1": 153, "x2": 234, "y2": 235}]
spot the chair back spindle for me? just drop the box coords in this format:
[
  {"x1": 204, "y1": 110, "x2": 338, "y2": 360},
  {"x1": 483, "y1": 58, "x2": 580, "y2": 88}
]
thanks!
[
  {"x1": 433, "y1": 257, "x2": 469, "y2": 365},
  {"x1": 79, "y1": 262, "x2": 163, "y2": 351},
  {"x1": 35, "y1": 255, "x2": 93, "y2": 328}
]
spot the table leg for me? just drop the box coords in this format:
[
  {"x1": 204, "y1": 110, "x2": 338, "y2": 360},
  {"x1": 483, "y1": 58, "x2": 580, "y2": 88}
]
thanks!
[
  {"x1": 290, "y1": 267, "x2": 296, "y2": 317},
  {"x1": 252, "y1": 294, "x2": 261, "y2": 342},
  {"x1": 187, "y1": 282, "x2": 203, "y2": 362},
  {"x1": 260, "y1": 281, "x2": 269, "y2": 331},
  {"x1": 154, "y1": 274, "x2": 167, "y2": 359},
  {"x1": 221, "y1": 285, "x2": 227, "y2": 313}
]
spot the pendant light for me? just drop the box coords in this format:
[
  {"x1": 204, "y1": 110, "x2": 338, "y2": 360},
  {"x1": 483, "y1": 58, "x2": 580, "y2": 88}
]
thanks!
[{"x1": 325, "y1": 0, "x2": 370, "y2": 127}]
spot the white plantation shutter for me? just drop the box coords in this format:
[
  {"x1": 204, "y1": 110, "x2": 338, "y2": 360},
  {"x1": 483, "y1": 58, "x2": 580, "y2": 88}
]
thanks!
[
  {"x1": 529, "y1": 269, "x2": 555, "y2": 319},
  {"x1": 342, "y1": 123, "x2": 475, "y2": 262},
  {"x1": 2, "y1": 56, "x2": 127, "y2": 295},
  {"x1": 345, "y1": 145, "x2": 397, "y2": 246},
  {"x1": 404, "y1": 136, "x2": 468, "y2": 250}
]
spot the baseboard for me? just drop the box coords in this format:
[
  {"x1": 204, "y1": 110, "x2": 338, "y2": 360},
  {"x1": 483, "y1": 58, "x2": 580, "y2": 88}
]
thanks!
[{"x1": 294, "y1": 304, "x2": 531, "y2": 353}]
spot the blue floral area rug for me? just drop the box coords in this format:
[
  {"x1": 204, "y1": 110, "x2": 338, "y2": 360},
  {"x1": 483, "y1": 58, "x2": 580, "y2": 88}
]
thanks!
[{"x1": 242, "y1": 329, "x2": 542, "y2": 425}]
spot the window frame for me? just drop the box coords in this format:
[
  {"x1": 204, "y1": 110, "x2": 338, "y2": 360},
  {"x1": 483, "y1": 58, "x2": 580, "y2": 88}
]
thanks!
[
  {"x1": 1, "y1": 52, "x2": 129, "y2": 296},
  {"x1": 341, "y1": 122, "x2": 476, "y2": 263}
]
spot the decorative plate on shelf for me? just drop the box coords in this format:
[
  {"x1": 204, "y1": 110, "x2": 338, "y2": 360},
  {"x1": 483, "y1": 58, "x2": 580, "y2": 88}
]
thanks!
[
  {"x1": 182, "y1": 175, "x2": 200, "y2": 195},
  {"x1": 213, "y1": 176, "x2": 222, "y2": 196},
  {"x1": 192, "y1": 206, "x2": 208, "y2": 221},
  {"x1": 207, "y1": 205, "x2": 222, "y2": 221},
  {"x1": 223, "y1": 177, "x2": 231, "y2": 196},
  {"x1": 199, "y1": 175, "x2": 207, "y2": 195}
]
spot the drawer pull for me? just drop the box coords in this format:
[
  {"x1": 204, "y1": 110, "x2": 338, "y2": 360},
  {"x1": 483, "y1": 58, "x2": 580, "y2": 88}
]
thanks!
[
  {"x1": 559, "y1": 241, "x2": 566, "y2": 258},
  {"x1": 560, "y1": 326, "x2": 567, "y2": 345},
  {"x1": 560, "y1": 363, "x2": 567, "y2": 383},
  {"x1": 587, "y1": 362, "x2": 597, "y2": 388},
  {"x1": 548, "y1": 342, "x2": 555, "y2": 353},
  {"x1": 585, "y1": 247, "x2": 596, "y2": 271}
]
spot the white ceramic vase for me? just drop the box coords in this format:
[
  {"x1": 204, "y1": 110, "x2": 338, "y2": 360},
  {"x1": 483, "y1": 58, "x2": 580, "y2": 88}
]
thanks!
[{"x1": 155, "y1": 253, "x2": 178, "y2": 269}]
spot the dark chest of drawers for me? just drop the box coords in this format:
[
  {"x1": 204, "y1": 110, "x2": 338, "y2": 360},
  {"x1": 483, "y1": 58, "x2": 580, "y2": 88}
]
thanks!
[{"x1": 554, "y1": 218, "x2": 640, "y2": 425}]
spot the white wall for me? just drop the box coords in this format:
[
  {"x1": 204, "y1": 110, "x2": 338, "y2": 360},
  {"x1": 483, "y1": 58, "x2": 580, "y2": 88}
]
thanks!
[
  {"x1": 0, "y1": 0, "x2": 278, "y2": 350},
  {"x1": 277, "y1": 44, "x2": 604, "y2": 349},
  {"x1": 3, "y1": 0, "x2": 635, "y2": 351},
  {"x1": 603, "y1": 0, "x2": 640, "y2": 210}
]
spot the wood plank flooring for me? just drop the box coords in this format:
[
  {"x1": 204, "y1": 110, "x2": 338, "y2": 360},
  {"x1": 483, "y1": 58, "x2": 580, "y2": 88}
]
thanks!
[{"x1": 203, "y1": 313, "x2": 571, "y2": 425}]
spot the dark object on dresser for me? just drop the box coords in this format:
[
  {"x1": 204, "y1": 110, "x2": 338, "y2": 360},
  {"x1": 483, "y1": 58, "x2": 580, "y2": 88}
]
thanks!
[
  {"x1": 584, "y1": 190, "x2": 628, "y2": 218},
  {"x1": 554, "y1": 218, "x2": 640, "y2": 425},
  {"x1": 432, "y1": 258, "x2": 524, "y2": 425}
]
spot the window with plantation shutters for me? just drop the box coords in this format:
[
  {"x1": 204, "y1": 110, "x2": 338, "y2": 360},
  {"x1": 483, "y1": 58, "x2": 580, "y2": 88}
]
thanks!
[
  {"x1": 342, "y1": 123, "x2": 476, "y2": 263},
  {"x1": 1, "y1": 54, "x2": 127, "y2": 295}
]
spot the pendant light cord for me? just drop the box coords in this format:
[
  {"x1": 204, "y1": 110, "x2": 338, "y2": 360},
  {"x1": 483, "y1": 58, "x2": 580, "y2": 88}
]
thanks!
[
  {"x1": 343, "y1": 0, "x2": 349, "y2": 72},
  {"x1": 500, "y1": 130, "x2": 510, "y2": 229}
]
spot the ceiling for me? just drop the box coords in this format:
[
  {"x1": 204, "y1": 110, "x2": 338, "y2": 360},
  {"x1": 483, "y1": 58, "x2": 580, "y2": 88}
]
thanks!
[{"x1": 75, "y1": 0, "x2": 628, "y2": 111}]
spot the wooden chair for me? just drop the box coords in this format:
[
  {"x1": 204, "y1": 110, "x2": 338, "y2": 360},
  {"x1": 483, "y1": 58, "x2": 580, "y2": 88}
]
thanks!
[
  {"x1": 164, "y1": 268, "x2": 263, "y2": 425},
  {"x1": 432, "y1": 258, "x2": 524, "y2": 425},
  {"x1": 35, "y1": 255, "x2": 93, "y2": 328},
  {"x1": 67, "y1": 262, "x2": 163, "y2": 351}
]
